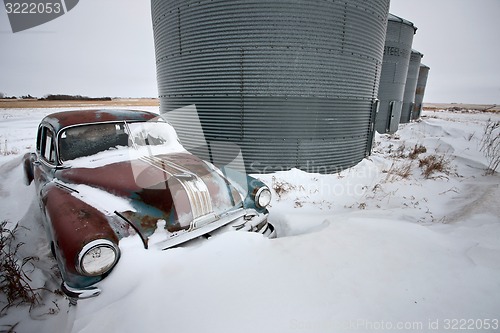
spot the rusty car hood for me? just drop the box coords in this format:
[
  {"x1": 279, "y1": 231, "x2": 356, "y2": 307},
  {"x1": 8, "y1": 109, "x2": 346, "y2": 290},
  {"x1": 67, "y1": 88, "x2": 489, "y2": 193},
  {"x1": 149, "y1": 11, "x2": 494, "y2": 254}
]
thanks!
[{"x1": 56, "y1": 152, "x2": 243, "y2": 247}]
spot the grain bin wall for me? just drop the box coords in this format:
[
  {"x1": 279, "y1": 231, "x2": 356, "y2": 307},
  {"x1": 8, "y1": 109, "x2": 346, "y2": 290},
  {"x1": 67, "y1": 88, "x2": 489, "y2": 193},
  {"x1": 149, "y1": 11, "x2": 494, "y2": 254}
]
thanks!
[
  {"x1": 400, "y1": 50, "x2": 423, "y2": 123},
  {"x1": 376, "y1": 14, "x2": 416, "y2": 134},
  {"x1": 152, "y1": 0, "x2": 390, "y2": 174},
  {"x1": 412, "y1": 64, "x2": 430, "y2": 120}
]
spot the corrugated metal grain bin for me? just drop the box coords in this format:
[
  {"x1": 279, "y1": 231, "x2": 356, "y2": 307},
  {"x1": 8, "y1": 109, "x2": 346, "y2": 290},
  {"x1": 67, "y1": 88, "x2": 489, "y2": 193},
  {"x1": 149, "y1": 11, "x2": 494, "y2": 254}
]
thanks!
[
  {"x1": 152, "y1": 0, "x2": 390, "y2": 174},
  {"x1": 412, "y1": 64, "x2": 430, "y2": 120},
  {"x1": 375, "y1": 14, "x2": 416, "y2": 134},
  {"x1": 400, "y1": 50, "x2": 423, "y2": 123}
]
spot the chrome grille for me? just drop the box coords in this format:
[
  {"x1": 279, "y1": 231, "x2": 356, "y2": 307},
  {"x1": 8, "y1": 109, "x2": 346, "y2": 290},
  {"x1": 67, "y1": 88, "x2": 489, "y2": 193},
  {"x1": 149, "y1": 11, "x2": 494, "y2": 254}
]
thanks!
[{"x1": 140, "y1": 156, "x2": 214, "y2": 224}]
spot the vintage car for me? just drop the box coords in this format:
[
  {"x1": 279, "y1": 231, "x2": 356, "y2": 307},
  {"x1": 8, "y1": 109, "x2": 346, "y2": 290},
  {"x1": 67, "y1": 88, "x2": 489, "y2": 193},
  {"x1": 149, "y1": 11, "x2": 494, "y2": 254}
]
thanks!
[{"x1": 23, "y1": 109, "x2": 275, "y2": 300}]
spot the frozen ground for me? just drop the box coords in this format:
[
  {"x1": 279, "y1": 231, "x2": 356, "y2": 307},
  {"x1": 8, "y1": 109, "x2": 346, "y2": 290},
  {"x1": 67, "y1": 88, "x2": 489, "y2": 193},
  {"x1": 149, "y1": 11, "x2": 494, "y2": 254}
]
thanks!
[{"x1": 0, "y1": 107, "x2": 499, "y2": 333}]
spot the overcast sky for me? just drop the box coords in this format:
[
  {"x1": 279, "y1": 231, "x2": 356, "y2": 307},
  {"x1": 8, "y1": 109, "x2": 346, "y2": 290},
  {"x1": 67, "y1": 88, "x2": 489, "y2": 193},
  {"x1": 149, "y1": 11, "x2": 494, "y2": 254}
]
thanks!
[
  {"x1": 0, "y1": 0, "x2": 499, "y2": 104},
  {"x1": 0, "y1": 0, "x2": 157, "y2": 98}
]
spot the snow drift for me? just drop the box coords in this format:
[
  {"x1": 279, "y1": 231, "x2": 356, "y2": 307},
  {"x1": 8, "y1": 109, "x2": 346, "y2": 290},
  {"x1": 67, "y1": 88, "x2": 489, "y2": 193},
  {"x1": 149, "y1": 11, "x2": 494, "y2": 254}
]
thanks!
[{"x1": 0, "y1": 107, "x2": 499, "y2": 333}]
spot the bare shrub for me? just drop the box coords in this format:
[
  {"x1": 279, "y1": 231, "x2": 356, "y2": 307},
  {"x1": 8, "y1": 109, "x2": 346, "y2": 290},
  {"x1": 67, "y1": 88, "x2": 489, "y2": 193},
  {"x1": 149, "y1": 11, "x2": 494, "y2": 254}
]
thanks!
[
  {"x1": 0, "y1": 140, "x2": 19, "y2": 156},
  {"x1": 393, "y1": 144, "x2": 407, "y2": 158},
  {"x1": 294, "y1": 200, "x2": 303, "y2": 208},
  {"x1": 0, "y1": 221, "x2": 41, "y2": 315},
  {"x1": 408, "y1": 144, "x2": 427, "y2": 160},
  {"x1": 479, "y1": 119, "x2": 500, "y2": 175},
  {"x1": 384, "y1": 161, "x2": 413, "y2": 182},
  {"x1": 0, "y1": 322, "x2": 19, "y2": 332},
  {"x1": 271, "y1": 176, "x2": 296, "y2": 200},
  {"x1": 418, "y1": 154, "x2": 451, "y2": 179}
]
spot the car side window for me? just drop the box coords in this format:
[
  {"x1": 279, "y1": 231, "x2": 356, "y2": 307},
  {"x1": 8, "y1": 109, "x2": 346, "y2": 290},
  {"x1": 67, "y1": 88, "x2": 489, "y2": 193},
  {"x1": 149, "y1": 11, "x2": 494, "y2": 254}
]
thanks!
[{"x1": 38, "y1": 126, "x2": 56, "y2": 164}]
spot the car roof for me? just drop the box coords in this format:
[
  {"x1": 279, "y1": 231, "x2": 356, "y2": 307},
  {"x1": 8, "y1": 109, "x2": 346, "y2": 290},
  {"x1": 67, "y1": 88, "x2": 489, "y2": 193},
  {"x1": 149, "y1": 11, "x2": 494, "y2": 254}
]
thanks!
[{"x1": 41, "y1": 109, "x2": 159, "y2": 133}]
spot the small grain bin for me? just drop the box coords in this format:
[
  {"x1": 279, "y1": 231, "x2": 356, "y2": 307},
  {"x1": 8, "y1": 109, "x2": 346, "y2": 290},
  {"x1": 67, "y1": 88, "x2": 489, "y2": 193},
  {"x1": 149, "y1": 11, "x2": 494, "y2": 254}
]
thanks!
[
  {"x1": 412, "y1": 64, "x2": 430, "y2": 120},
  {"x1": 400, "y1": 50, "x2": 423, "y2": 123},
  {"x1": 152, "y1": 0, "x2": 390, "y2": 174},
  {"x1": 375, "y1": 14, "x2": 416, "y2": 134}
]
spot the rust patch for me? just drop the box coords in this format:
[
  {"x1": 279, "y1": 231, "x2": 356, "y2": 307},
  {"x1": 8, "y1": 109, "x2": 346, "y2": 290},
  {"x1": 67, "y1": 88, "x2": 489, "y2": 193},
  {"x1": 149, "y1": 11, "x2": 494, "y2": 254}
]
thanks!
[
  {"x1": 42, "y1": 109, "x2": 157, "y2": 133},
  {"x1": 43, "y1": 183, "x2": 119, "y2": 275}
]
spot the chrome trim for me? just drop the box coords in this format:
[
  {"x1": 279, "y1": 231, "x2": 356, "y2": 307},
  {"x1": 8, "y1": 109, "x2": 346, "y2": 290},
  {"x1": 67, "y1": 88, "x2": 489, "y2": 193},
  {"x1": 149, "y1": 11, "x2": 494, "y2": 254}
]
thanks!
[
  {"x1": 139, "y1": 155, "x2": 214, "y2": 223},
  {"x1": 257, "y1": 222, "x2": 277, "y2": 238},
  {"x1": 192, "y1": 212, "x2": 218, "y2": 229},
  {"x1": 254, "y1": 186, "x2": 272, "y2": 208},
  {"x1": 61, "y1": 282, "x2": 101, "y2": 300},
  {"x1": 54, "y1": 181, "x2": 78, "y2": 193},
  {"x1": 36, "y1": 124, "x2": 59, "y2": 168},
  {"x1": 77, "y1": 239, "x2": 120, "y2": 276},
  {"x1": 151, "y1": 208, "x2": 270, "y2": 250}
]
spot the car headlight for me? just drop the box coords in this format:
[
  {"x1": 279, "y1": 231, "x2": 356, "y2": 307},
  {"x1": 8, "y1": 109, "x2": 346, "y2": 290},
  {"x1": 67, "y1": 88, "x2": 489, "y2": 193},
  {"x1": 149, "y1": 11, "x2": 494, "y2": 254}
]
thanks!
[
  {"x1": 77, "y1": 239, "x2": 119, "y2": 276},
  {"x1": 255, "y1": 186, "x2": 272, "y2": 208}
]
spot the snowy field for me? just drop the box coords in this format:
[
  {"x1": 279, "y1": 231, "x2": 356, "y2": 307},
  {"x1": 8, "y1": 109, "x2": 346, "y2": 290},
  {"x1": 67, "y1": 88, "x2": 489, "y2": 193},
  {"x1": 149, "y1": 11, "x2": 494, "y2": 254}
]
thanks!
[{"x1": 0, "y1": 107, "x2": 499, "y2": 333}]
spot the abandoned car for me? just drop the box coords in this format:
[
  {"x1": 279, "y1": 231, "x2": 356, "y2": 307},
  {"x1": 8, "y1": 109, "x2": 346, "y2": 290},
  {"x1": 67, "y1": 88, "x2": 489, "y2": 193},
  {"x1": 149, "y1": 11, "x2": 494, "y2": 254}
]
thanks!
[{"x1": 23, "y1": 109, "x2": 275, "y2": 299}]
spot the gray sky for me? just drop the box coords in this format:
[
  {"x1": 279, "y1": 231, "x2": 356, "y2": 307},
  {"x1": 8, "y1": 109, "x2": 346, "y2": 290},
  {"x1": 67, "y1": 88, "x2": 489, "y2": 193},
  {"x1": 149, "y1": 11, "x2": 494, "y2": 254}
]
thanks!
[
  {"x1": 1, "y1": 0, "x2": 499, "y2": 103},
  {"x1": 0, "y1": 0, "x2": 157, "y2": 98},
  {"x1": 389, "y1": 0, "x2": 500, "y2": 104}
]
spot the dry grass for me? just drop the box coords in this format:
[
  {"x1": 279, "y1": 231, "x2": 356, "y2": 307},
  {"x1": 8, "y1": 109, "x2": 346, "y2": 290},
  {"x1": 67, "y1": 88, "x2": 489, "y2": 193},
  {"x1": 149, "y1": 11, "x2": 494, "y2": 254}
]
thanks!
[
  {"x1": 384, "y1": 143, "x2": 454, "y2": 181},
  {"x1": 0, "y1": 98, "x2": 159, "y2": 109},
  {"x1": 0, "y1": 140, "x2": 19, "y2": 156},
  {"x1": 408, "y1": 144, "x2": 427, "y2": 160},
  {"x1": 479, "y1": 119, "x2": 500, "y2": 175},
  {"x1": 0, "y1": 222, "x2": 41, "y2": 316},
  {"x1": 271, "y1": 176, "x2": 296, "y2": 200},
  {"x1": 384, "y1": 161, "x2": 413, "y2": 182},
  {"x1": 418, "y1": 154, "x2": 451, "y2": 179},
  {"x1": 0, "y1": 322, "x2": 19, "y2": 332}
]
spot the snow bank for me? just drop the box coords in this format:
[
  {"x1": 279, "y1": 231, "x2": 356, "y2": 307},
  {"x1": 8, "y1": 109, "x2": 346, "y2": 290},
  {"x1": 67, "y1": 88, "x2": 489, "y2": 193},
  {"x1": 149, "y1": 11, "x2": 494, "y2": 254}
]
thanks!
[{"x1": 0, "y1": 108, "x2": 499, "y2": 333}]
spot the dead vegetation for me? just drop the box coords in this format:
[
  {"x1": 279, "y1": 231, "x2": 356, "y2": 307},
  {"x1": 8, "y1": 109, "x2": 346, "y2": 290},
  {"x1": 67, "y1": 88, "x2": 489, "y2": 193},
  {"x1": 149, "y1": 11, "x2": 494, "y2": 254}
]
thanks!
[
  {"x1": 384, "y1": 161, "x2": 413, "y2": 182},
  {"x1": 383, "y1": 142, "x2": 453, "y2": 181},
  {"x1": 271, "y1": 176, "x2": 297, "y2": 200},
  {"x1": 409, "y1": 144, "x2": 427, "y2": 160},
  {"x1": 0, "y1": 322, "x2": 19, "y2": 333},
  {"x1": 418, "y1": 154, "x2": 451, "y2": 179},
  {"x1": 0, "y1": 140, "x2": 19, "y2": 156},
  {"x1": 0, "y1": 221, "x2": 41, "y2": 316},
  {"x1": 479, "y1": 119, "x2": 500, "y2": 175}
]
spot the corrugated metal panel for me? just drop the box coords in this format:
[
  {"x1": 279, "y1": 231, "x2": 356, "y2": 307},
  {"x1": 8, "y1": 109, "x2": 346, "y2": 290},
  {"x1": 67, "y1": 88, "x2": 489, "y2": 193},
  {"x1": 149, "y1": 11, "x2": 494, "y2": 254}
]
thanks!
[
  {"x1": 152, "y1": 0, "x2": 390, "y2": 174},
  {"x1": 376, "y1": 14, "x2": 416, "y2": 133},
  {"x1": 412, "y1": 64, "x2": 430, "y2": 120},
  {"x1": 400, "y1": 49, "x2": 423, "y2": 123}
]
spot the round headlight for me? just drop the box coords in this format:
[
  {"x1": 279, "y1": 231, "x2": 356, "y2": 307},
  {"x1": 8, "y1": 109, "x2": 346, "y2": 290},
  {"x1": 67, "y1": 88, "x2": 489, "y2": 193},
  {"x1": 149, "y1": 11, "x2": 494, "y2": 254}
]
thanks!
[
  {"x1": 255, "y1": 187, "x2": 272, "y2": 208},
  {"x1": 78, "y1": 240, "x2": 119, "y2": 276}
]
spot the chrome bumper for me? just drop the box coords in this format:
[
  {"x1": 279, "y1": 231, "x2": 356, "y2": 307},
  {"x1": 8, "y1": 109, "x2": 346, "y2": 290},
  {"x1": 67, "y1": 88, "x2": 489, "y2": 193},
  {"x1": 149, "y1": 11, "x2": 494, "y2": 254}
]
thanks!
[
  {"x1": 228, "y1": 210, "x2": 276, "y2": 238},
  {"x1": 260, "y1": 221, "x2": 276, "y2": 238},
  {"x1": 150, "y1": 208, "x2": 274, "y2": 250},
  {"x1": 62, "y1": 282, "x2": 101, "y2": 303}
]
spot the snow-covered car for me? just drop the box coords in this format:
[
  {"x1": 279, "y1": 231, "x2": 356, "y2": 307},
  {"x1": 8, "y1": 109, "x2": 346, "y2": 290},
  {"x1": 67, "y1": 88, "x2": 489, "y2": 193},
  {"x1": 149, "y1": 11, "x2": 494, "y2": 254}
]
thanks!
[{"x1": 23, "y1": 109, "x2": 275, "y2": 300}]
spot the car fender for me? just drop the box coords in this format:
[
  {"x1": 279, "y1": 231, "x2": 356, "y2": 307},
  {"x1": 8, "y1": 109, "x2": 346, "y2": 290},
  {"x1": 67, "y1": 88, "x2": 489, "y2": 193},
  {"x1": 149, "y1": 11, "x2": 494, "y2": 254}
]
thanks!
[
  {"x1": 22, "y1": 153, "x2": 36, "y2": 185},
  {"x1": 41, "y1": 182, "x2": 120, "y2": 288}
]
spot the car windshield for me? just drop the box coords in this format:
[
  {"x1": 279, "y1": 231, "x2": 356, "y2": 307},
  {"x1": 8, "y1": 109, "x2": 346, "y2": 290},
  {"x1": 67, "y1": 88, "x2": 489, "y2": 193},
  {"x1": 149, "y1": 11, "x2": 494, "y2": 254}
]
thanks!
[{"x1": 59, "y1": 121, "x2": 176, "y2": 162}]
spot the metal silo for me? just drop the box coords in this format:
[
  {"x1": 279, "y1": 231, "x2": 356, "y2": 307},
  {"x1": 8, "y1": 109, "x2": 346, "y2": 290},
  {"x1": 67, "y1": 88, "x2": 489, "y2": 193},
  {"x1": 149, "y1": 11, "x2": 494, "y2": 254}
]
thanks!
[
  {"x1": 375, "y1": 14, "x2": 416, "y2": 134},
  {"x1": 412, "y1": 64, "x2": 430, "y2": 120},
  {"x1": 152, "y1": 0, "x2": 390, "y2": 174},
  {"x1": 400, "y1": 50, "x2": 423, "y2": 123}
]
